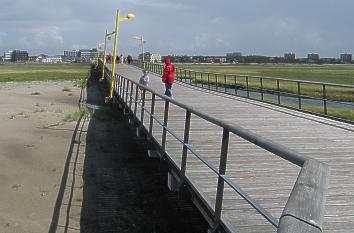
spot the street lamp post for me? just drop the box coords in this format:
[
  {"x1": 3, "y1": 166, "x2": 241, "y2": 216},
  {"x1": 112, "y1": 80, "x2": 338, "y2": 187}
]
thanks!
[
  {"x1": 134, "y1": 35, "x2": 146, "y2": 69},
  {"x1": 108, "y1": 9, "x2": 135, "y2": 99},
  {"x1": 101, "y1": 29, "x2": 115, "y2": 81}
]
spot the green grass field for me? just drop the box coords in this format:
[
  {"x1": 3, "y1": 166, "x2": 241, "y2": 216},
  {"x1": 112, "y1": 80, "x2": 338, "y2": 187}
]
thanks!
[
  {"x1": 0, "y1": 63, "x2": 90, "y2": 82},
  {"x1": 174, "y1": 64, "x2": 354, "y2": 103},
  {"x1": 176, "y1": 63, "x2": 354, "y2": 84}
]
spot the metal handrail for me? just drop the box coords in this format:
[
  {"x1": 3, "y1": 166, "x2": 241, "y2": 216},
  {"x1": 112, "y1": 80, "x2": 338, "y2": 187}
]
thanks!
[
  {"x1": 100, "y1": 60, "x2": 329, "y2": 233},
  {"x1": 144, "y1": 62, "x2": 354, "y2": 88},
  {"x1": 143, "y1": 62, "x2": 354, "y2": 123}
]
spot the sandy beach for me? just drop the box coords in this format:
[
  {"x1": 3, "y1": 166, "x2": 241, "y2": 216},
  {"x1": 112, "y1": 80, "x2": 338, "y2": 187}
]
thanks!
[{"x1": 0, "y1": 80, "x2": 81, "y2": 233}]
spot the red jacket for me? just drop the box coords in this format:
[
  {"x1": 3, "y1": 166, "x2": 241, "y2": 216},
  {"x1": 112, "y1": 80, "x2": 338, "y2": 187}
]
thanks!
[{"x1": 162, "y1": 57, "x2": 175, "y2": 85}]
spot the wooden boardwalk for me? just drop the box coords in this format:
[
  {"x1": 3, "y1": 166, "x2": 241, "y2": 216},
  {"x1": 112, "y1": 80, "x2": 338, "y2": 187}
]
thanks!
[{"x1": 107, "y1": 64, "x2": 354, "y2": 233}]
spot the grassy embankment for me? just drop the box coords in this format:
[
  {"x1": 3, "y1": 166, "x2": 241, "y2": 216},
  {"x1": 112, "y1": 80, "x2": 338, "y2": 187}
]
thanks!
[
  {"x1": 0, "y1": 63, "x2": 90, "y2": 82},
  {"x1": 176, "y1": 64, "x2": 354, "y2": 122}
]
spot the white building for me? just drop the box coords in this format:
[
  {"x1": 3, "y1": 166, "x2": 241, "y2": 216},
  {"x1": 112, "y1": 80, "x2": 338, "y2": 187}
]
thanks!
[
  {"x1": 40, "y1": 56, "x2": 63, "y2": 63},
  {"x1": 141, "y1": 52, "x2": 162, "y2": 63},
  {"x1": 3, "y1": 51, "x2": 13, "y2": 62}
]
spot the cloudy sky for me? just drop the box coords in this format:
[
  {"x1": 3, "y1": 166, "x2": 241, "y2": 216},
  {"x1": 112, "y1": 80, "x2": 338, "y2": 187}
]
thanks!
[{"x1": 1, "y1": 0, "x2": 353, "y2": 57}]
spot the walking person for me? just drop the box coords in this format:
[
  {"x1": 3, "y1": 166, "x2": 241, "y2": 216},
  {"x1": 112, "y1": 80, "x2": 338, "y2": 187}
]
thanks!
[
  {"x1": 162, "y1": 57, "x2": 175, "y2": 98},
  {"x1": 139, "y1": 69, "x2": 150, "y2": 100}
]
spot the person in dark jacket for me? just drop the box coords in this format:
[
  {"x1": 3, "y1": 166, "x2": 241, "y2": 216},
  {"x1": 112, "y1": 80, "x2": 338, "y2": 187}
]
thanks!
[{"x1": 162, "y1": 57, "x2": 175, "y2": 98}]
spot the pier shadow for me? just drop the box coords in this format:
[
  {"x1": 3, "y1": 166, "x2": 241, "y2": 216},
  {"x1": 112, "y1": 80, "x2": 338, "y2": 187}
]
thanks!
[{"x1": 79, "y1": 70, "x2": 208, "y2": 232}]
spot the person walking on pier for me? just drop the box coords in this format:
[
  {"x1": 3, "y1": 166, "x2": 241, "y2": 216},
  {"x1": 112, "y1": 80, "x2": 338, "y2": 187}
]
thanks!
[
  {"x1": 139, "y1": 69, "x2": 150, "y2": 100},
  {"x1": 162, "y1": 57, "x2": 175, "y2": 98}
]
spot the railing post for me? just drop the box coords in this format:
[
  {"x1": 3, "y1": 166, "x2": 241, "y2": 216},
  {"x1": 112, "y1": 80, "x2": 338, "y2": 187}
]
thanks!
[
  {"x1": 208, "y1": 73, "x2": 210, "y2": 89},
  {"x1": 323, "y1": 84, "x2": 327, "y2": 115},
  {"x1": 194, "y1": 71, "x2": 197, "y2": 86},
  {"x1": 215, "y1": 74, "x2": 218, "y2": 91},
  {"x1": 234, "y1": 75, "x2": 237, "y2": 95},
  {"x1": 161, "y1": 100, "x2": 170, "y2": 151},
  {"x1": 180, "y1": 110, "x2": 191, "y2": 181},
  {"x1": 246, "y1": 76, "x2": 250, "y2": 98},
  {"x1": 120, "y1": 75, "x2": 124, "y2": 98},
  {"x1": 224, "y1": 75, "x2": 227, "y2": 93},
  {"x1": 129, "y1": 81, "x2": 134, "y2": 116},
  {"x1": 260, "y1": 78, "x2": 264, "y2": 101},
  {"x1": 125, "y1": 79, "x2": 129, "y2": 103},
  {"x1": 298, "y1": 82, "x2": 302, "y2": 110},
  {"x1": 212, "y1": 128, "x2": 230, "y2": 231},
  {"x1": 149, "y1": 93, "x2": 156, "y2": 138},
  {"x1": 140, "y1": 89, "x2": 146, "y2": 129},
  {"x1": 189, "y1": 70, "x2": 192, "y2": 84},
  {"x1": 277, "y1": 79, "x2": 281, "y2": 105},
  {"x1": 201, "y1": 72, "x2": 204, "y2": 88},
  {"x1": 134, "y1": 85, "x2": 139, "y2": 119}
]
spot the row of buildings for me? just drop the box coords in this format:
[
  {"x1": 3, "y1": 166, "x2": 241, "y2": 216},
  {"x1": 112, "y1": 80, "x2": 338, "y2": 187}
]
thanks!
[
  {"x1": 1, "y1": 48, "x2": 99, "y2": 63},
  {"x1": 284, "y1": 52, "x2": 352, "y2": 63},
  {"x1": 166, "y1": 52, "x2": 353, "y2": 64}
]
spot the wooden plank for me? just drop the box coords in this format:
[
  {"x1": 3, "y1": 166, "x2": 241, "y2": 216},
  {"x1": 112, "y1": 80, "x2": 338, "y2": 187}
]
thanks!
[{"x1": 109, "y1": 64, "x2": 354, "y2": 233}]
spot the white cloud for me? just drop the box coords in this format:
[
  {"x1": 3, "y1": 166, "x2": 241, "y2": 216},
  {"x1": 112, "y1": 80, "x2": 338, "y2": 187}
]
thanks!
[
  {"x1": 0, "y1": 32, "x2": 7, "y2": 46},
  {"x1": 34, "y1": 27, "x2": 64, "y2": 48}
]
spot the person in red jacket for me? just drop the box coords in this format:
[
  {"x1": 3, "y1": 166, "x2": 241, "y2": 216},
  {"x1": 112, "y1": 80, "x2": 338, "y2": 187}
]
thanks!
[{"x1": 162, "y1": 57, "x2": 175, "y2": 98}]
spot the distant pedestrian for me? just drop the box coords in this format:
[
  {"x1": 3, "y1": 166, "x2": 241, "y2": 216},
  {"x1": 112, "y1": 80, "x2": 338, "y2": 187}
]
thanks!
[
  {"x1": 162, "y1": 57, "x2": 175, "y2": 98},
  {"x1": 116, "y1": 55, "x2": 120, "y2": 64},
  {"x1": 139, "y1": 69, "x2": 150, "y2": 100},
  {"x1": 120, "y1": 54, "x2": 124, "y2": 64},
  {"x1": 106, "y1": 54, "x2": 111, "y2": 63},
  {"x1": 127, "y1": 55, "x2": 132, "y2": 64}
]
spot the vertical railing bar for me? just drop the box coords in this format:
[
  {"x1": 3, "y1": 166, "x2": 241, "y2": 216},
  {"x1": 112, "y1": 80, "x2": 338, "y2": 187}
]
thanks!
[
  {"x1": 195, "y1": 71, "x2": 197, "y2": 87},
  {"x1": 201, "y1": 72, "x2": 204, "y2": 88},
  {"x1": 134, "y1": 84, "x2": 139, "y2": 119},
  {"x1": 180, "y1": 110, "x2": 191, "y2": 181},
  {"x1": 149, "y1": 93, "x2": 156, "y2": 138},
  {"x1": 260, "y1": 77, "x2": 264, "y2": 101},
  {"x1": 213, "y1": 128, "x2": 230, "y2": 230},
  {"x1": 277, "y1": 79, "x2": 281, "y2": 105},
  {"x1": 246, "y1": 76, "x2": 250, "y2": 98},
  {"x1": 215, "y1": 74, "x2": 218, "y2": 91},
  {"x1": 208, "y1": 73, "x2": 210, "y2": 89},
  {"x1": 234, "y1": 75, "x2": 237, "y2": 95},
  {"x1": 129, "y1": 81, "x2": 134, "y2": 114},
  {"x1": 298, "y1": 82, "x2": 302, "y2": 110},
  {"x1": 323, "y1": 84, "x2": 327, "y2": 114},
  {"x1": 161, "y1": 101, "x2": 170, "y2": 150},
  {"x1": 224, "y1": 75, "x2": 227, "y2": 93},
  {"x1": 125, "y1": 79, "x2": 129, "y2": 104},
  {"x1": 140, "y1": 89, "x2": 146, "y2": 128}
]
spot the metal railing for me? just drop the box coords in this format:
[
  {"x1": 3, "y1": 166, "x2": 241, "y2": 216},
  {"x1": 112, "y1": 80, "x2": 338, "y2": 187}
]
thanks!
[
  {"x1": 100, "y1": 61, "x2": 329, "y2": 233},
  {"x1": 144, "y1": 62, "x2": 354, "y2": 123}
]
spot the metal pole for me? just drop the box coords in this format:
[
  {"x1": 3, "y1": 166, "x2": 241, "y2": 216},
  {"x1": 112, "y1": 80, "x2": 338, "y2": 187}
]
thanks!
[
  {"x1": 109, "y1": 9, "x2": 120, "y2": 99},
  {"x1": 323, "y1": 84, "x2": 327, "y2": 114},
  {"x1": 246, "y1": 76, "x2": 249, "y2": 98},
  {"x1": 213, "y1": 128, "x2": 230, "y2": 230},
  {"x1": 215, "y1": 74, "x2": 218, "y2": 91},
  {"x1": 181, "y1": 110, "x2": 191, "y2": 181},
  {"x1": 224, "y1": 75, "x2": 227, "y2": 93},
  {"x1": 298, "y1": 82, "x2": 302, "y2": 109},
  {"x1": 149, "y1": 94, "x2": 156, "y2": 138},
  {"x1": 260, "y1": 78, "x2": 264, "y2": 101},
  {"x1": 234, "y1": 75, "x2": 237, "y2": 95},
  {"x1": 101, "y1": 29, "x2": 108, "y2": 80},
  {"x1": 277, "y1": 79, "x2": 281, "y2": 105},
  {"x1": 162, "y1": 101, "x2": 170, "y2": 150}
]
